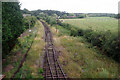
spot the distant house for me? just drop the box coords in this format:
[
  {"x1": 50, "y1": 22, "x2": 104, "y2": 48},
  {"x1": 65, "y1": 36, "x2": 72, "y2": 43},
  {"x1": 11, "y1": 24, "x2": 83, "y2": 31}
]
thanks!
[
  {"x1": 60, "y1": 20, "x2": 64, "y2": 22},
  {"x1": 23, "y1": 14, "x2": 31, "y2": 18},
  {"x1": 67, "y1": 16, "x2": 76, "y2": 18}
]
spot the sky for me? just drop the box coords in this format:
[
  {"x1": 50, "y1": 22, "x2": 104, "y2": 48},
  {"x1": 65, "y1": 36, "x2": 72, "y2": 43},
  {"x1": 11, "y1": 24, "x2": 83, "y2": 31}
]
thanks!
[{"x1": 19, "y1": 0, "x2": 119, "y2": 14}]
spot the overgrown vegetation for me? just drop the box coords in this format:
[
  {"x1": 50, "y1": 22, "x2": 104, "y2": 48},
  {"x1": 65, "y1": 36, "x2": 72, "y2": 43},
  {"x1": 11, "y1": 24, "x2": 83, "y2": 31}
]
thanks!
[
  {"x1": 14, "y1": 21, "x2": 44, "y2": 78},
  {"x1": 3, "y1": 26, "x2": 38, "y2": 78},
  {"x1": 2, "y1": 2, "x2": 37, "y2": 58},
  {"x1": 3, "y1": 21, "x2": 44, "y2": 78},
  {"x1": 51, "y1": 26, "x2": 119, "y2": 78},
  {"x1": 23, "y1": 16, "x2": 37, "y2": 30},
  {"x1": 2, "y1": 2, "x2": 23, "y2": 58}
]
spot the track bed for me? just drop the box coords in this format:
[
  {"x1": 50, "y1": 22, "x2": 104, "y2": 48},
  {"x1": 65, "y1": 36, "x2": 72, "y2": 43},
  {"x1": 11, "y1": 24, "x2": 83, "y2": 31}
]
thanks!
[{"x1": 41, "y1": 21, "x2": 67, "y2": 80}]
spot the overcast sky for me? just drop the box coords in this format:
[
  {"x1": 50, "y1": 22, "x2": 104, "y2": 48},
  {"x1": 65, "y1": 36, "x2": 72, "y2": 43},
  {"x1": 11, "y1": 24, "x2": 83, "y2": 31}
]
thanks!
[{"x1": 19, "y1": 0, "x2": 119, "y2": 14}]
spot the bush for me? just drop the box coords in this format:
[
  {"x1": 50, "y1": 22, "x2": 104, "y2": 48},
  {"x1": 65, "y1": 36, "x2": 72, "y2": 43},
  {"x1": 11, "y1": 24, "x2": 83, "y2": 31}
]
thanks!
[
  {"x1": 23, "y1": 16, "x2": 37, "y2": 30},
  {"x1": 2, "y1": 2, "x2": 24, "y2": 58},
  {"x1": 2, "y1": 2, "x2": 37, "y2": 58}
]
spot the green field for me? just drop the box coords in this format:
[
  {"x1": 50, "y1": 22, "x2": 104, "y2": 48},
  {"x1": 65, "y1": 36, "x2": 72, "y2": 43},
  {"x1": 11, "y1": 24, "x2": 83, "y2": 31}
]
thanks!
[{"x1": 62, "y1": 17, "x2": 118, "y2": 34}]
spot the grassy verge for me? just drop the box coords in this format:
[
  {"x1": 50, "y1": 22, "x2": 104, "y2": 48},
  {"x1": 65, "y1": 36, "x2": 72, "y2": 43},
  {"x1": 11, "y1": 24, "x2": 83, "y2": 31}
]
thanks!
[
  {"x1": 51, "y1": 26, "x2": 120, "y2": 78},
  {"x1": 14, "y1": 20, "x2": 45, "y2": 78},
  {"x1": 3, "y1": 20, "x2": 44, "y2": 78}
]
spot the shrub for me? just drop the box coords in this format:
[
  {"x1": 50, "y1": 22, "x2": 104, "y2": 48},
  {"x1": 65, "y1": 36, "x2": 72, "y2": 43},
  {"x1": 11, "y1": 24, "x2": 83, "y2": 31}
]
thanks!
[
  {"x1": 23, "y1": 16, "x2": 37, "y2": 30},
  {"x1": 2, "y1": 2, "x2": 24, "y2": 58}
]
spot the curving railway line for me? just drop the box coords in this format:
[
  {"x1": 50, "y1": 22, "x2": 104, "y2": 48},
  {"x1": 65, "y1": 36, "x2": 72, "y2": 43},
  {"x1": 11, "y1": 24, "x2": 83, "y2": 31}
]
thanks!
[{"x1": 41, "y1": 21, "x2": 67, "y2": 80}]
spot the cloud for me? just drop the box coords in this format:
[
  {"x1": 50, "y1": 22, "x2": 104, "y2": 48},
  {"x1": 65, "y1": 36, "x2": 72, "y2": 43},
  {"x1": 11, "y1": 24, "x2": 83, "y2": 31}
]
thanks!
[{"x1": 19, "y1": 0, "x2": 119, "y2": 13}]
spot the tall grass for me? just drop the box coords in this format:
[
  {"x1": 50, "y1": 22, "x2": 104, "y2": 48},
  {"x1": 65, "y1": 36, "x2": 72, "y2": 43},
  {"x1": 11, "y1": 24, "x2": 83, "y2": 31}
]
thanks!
[{"x1": 51, "y1": 27, "x2": 119, "y2": 78}]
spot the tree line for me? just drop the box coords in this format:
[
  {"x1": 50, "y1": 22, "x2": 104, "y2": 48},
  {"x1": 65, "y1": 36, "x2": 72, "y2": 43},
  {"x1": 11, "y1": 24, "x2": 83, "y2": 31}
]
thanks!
[{"x1": 22, "y1": 8, "x2": 117, "y2": 19}]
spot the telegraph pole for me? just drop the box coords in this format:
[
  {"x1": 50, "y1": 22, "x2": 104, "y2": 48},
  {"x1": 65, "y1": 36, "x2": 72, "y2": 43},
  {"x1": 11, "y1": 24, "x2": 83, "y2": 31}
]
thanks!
[
  {"x1": 56, "y1": 16, "x2": 60, "y2": 33},
  {"x1": 56, "y1": 18, "x2": 58, "y2": 33},
  {"x1": 29, "y1": 21, "x2": 31, "y2": 32}
]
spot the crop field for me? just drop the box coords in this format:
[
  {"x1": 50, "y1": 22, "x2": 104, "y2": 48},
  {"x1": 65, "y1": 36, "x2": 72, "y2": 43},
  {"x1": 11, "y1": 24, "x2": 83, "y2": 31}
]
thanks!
[{"x1": 62, "y1": 17, "x2": 118, "y2": 34}]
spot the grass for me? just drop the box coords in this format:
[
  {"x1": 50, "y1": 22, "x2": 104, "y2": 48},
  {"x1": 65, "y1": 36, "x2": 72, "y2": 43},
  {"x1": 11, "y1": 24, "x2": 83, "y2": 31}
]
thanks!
[
  {"x1": 14, "y1": 21, "x2": 45, "y2": 78},
  {"x1": 51, "y1": 25, "x2": 120, "y2": 78},
  {"x1": 3, "y1": 20, "x2": 45, "y2": 78},
  {"x1": 61, "y1": 17, "x2": 118, "y2": 34}
]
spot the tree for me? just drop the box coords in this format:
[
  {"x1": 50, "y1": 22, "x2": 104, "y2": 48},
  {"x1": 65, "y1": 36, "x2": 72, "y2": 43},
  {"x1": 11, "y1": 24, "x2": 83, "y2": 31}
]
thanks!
[
  {"x1": 78, "y1": 14, "x2": 86, "y2": 18},
  {"x1": 2, "y1": 2, "x2": 23, "y2": 58},
  {"x1": 69, "y1": 13, "x2": 75, "y2": 16},
  {"x1": 22, "y1": 8, "x2": 31, "y2": 14}
]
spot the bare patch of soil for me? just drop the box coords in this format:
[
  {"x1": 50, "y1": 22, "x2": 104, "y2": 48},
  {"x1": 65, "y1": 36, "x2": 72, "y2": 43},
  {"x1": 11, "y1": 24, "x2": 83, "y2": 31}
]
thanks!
[{"x1": 4, "y1": 65, "x2": 14, "y2": 72}]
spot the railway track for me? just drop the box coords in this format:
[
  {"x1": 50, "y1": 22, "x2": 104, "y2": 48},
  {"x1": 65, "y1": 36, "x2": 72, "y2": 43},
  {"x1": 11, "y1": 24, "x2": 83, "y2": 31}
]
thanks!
[{"x1": 41, "y1": 21, "x2": 67, "y2": 80}]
